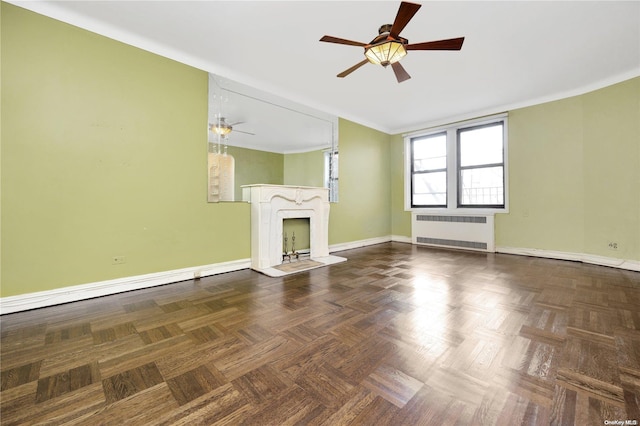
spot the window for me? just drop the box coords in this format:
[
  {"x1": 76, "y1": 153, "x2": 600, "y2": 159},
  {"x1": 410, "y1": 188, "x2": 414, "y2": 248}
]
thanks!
[
  {"x1": 411, "y1": 132, "x2": 447, "y2": 207},
  {"x1": 324, "y1": 149, "x2": 339, "y2": 202},
  {"x1": 406, "y1": 114, "x2": 507, "y2": 212},
  {"x1": 458, "y1": 122, "x2": 504, "y2": 207}
]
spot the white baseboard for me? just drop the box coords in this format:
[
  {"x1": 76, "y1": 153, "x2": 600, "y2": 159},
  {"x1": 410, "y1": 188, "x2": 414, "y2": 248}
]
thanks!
[
  {"x1": 4, "y1": 242, "x2": 636, "y2": 315},
  {"x1": 0, "y1": 258, "x2": 251, "y2": 315},
  {"x1": 391, "y1": 235, "x2": 412, "y2": 244},
  {"x1": 0, "y1": 234, "x2": 401, "y2": 315},
  {"x1": 496, "y1": 246, "x2": 640, "y2": 272},
  {"x1": 328, "y1": 235, "x2": 412, "y2": 252},
  {"x1": 329, "y1": 235, "x2": 392, "y2": 253}
]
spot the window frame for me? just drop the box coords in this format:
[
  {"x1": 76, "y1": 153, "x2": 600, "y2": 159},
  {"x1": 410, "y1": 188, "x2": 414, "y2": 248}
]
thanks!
[
  {"x1": 410, "y1": 131, "x2": 448, "y2": 208},
  {"x1": 324, "y1": 148, "x2": 339, "y2": 203},
  {"x1": 456, "y1": 121, "x2": 505, "y2": 209},
  {"x1": 404, "y1": 113, "x2": 508, "y2": 214}
]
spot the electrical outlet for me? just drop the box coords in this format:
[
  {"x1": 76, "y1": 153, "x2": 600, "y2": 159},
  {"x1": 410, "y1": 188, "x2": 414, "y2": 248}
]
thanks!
[
  {"x1": 194, "y1": 270, "x2": 201, "y2": 279},
  {"x1": 608, "y1": 242, "x2": 618, "y2": 251},
  {"x1": 112, "y1": 256, "x2": 126, "y2": 265}
]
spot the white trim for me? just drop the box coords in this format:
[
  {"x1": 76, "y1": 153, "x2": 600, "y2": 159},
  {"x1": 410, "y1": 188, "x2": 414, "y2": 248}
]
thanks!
[
  {"x1": 402, "y1": 113, "x2": 509, "y2": 139},
  {"x1": 391, "y1": 235, "x2": 412, "y2": 244},
  {"x1": 5, "y1": 242, "x2": 635, "y2": 315},
  {"x1": 408, "y1": 208, "x2": 506, "y2": 215},
  {"x1": 5, "y1": 1, "x2": 385, "y2": 136},
  {"x1": 496, "y1": 246, "x2": 640, "y2": 272},
  {"x1": 391, "y1": 70, "x2": 640, "y2": 135},
  {"x1": 282, "y1": 144, "x2": 332, "y2": 155},
  {"x1": 0, "y1": 234, "x2": 397, "y2": 315},
  {"x1": 8, "y1": 2, "x2": 639, "y2": 138},
  {"x1": 329, "y1": 236, "x2": 392, "y2": 253},
  {"x1": 0, "y1": 259, "x2": 251, "y2": 315},
  {"x1": 0, "y1": 235, "x2": 397, "y2": 315},
  {"x1": 410, "y1": 210, "x2": 497, "y2": 217}
]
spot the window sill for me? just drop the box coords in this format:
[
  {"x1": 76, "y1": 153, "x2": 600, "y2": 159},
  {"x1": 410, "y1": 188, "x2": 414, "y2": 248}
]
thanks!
[{"x1": 405, "y1": 207, "x2": 508, "y2": 215}]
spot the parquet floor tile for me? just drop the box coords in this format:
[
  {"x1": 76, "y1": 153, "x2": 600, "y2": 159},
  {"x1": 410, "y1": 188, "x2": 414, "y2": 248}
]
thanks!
[
  {"x1": 166, "y1": 364, "x2": 228, "y2": 406},
  {"x1": 102, "y1": 362, "x2": 164, "y2": 403},
  {"x1": 1, "y1": 242, "x2": 639, "y2": 425}
]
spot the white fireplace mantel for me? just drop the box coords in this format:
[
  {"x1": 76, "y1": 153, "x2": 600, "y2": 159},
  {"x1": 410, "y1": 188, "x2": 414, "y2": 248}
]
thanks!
[{"x1": 242, "y1": 184, "x2": 346, "y2": 276}]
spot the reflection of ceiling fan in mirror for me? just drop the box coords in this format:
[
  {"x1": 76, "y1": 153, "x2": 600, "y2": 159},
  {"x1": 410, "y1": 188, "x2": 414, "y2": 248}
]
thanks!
[{"x1": 209, "y1": 116, "x2": 255, "y2": 136}]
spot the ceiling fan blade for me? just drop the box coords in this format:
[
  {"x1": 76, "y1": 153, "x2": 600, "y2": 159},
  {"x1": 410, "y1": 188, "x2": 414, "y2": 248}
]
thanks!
[
  {"x1": 234, "y1": 130, "x2": 255, "y2": 136},
  {"x1": 390, "y1": 2, "x2": 422, "y2": 38},
  {"x1": 337, "y1": 59, "x2": 370, "y2": 78},
  {"x1": 320, "y1": 35, "x2": 366, "y2": 47},
  {"x1": 229, "y1": 121, "x2": 245, "y2": 126},
  {"x1": 406, "y1": 37, "x2": 465, "y2": 51},
  {"x1": 391, "y1": 62, "x2": 411, "y2": 83}
]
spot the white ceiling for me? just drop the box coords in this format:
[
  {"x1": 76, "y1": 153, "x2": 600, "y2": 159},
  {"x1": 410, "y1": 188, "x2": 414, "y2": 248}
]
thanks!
[{"x1": 11, "y1": 1, "x2": 640, "y2": 144}]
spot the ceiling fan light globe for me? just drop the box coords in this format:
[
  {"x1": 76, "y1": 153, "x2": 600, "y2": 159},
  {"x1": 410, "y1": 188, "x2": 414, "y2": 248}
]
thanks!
[
  {"x1": 210, "y1": 123, "x2": 232, "y2": 135},
  {"x1": 365, "y1": 40, "x2": 407, "y2": 66}
]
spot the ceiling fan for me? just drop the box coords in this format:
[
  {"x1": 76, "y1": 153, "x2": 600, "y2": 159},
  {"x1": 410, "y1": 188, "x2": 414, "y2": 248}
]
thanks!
[
  {"x1": 209, "y1": 116, "x2": 255, "y2": 136},
  {"x1": 319, "y1": 1, "x2": 464, "y2": 83}
]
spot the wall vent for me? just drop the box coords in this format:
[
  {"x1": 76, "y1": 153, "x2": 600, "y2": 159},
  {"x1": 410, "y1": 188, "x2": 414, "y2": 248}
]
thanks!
[
  {"x1": 416, "y1": 237, "x2": 488, "y2": 250},
  {"x1": 412, "y1": 213, "x2": 495, "y2": 252},
  {"x1": 416, "y1": 215, "x2": 487, "y2": 224}
]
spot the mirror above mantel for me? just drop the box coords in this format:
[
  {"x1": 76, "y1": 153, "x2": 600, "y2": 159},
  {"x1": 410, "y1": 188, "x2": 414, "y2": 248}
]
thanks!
[{"x1": 207, "y1": 74, "x2": 339, "y2": 203}]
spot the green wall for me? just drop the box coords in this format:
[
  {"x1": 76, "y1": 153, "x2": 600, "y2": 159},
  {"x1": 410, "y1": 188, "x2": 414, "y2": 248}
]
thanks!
[
  {"x1": 390, "y1": 134, "x2": 411, "y2": 238},
  {"x1": 496, "y1": 97, "x2": 586, "y2": 252},
  {"x1": 329, "y1": 119, "x2": 392, "y2": 245},
  {"x1": 582, "y1": 78, "x2": 640, "y2": 259},
  {"x1": 1, "y1": 4, "x2": 250, "y2": 297},
  {"x1": 226, "y1": 145, "x2": 283, "y2": 201},
  {"x1": 495, "y1": 78, "x2": 640, "y2": 260},
  {"x1": 283, "y1": 149, "x2": 325, "y2": 188}
]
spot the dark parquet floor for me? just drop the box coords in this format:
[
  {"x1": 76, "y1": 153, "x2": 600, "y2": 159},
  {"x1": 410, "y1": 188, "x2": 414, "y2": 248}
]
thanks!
[{"x1": 1, "y1": 242, "x2": 639, "y2": 425}]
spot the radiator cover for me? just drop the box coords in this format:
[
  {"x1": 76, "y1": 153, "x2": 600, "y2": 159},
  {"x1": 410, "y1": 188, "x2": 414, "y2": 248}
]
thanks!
[{"x1": 411, "y1": 213, "x2": 495, "y2": 252}]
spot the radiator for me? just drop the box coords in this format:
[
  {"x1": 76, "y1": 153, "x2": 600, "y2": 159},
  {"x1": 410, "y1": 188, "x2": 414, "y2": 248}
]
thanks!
[{"x1": 411, "y1": 213, "x2": 495, "y2": 252}]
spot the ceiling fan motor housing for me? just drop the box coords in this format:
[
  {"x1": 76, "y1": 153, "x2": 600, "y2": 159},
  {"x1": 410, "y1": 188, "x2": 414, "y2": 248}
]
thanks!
[{"x1": 378, "y1": 24, "x2": 393, "y2": 35}]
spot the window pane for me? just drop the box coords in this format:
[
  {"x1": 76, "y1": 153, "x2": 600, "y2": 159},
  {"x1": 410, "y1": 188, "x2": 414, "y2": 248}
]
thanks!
[
  {"x1": 459, "y1": 124, "x2": 503, "y2": 167},
  {"x1": 413, "y1": 171, "x2": 446, "y2": 206},
  {"x1": 460, "y1": 166, "x2": 503, "y2": 205},
  {"x1": 413, "y1": 133, "x2": 446, "y2": 171},
  {"x1": 324, "y1": 151, "x2": 339, "y2": 202}
]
